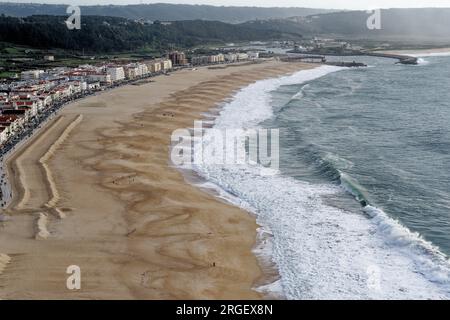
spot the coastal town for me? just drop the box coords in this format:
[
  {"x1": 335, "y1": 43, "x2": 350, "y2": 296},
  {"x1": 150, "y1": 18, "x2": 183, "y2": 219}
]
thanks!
[
  {"x1": 0, "y1": 37, "x2": 377, "y2": 206},
  {"x1": 0, "y1": 36, "x2": 419, "y2": 207},
  {"x1": 0, "y1": 49, "x2": 259, "y2": 206},
  {"x1": 2, "y1": 0, "x2": 450, "y2": 303},
  {"x1": 0, "y1": 50, "x2": 256, "y2": 148}
]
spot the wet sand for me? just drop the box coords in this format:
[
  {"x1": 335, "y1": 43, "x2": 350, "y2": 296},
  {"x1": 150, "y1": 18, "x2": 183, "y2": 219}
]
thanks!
[{"x1": 0, "y1": 60, "x2": 313, "y2": 299}]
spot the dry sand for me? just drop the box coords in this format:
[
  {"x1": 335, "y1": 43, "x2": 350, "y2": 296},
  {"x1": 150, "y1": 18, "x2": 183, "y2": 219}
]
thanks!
[{"x1": 0, "y1": 60, "x2": 313, "y2": 299}]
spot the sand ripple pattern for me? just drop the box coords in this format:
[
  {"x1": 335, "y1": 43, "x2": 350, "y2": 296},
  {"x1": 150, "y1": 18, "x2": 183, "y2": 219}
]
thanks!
[
  {"x1": 0, "y1": 61, "x2": 312, "y2": 299},
  {"x1": 0, "y1": 254, "x2": 11, "y2": 276},
  {"x1": 39, "y1": 114, "x2": 83, "y2": 219}
]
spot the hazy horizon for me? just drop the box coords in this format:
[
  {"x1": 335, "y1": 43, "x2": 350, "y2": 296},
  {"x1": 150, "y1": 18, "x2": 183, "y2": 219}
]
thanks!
[{"x1": 3, "y1": 0, "x2": 450, "y2": 10}]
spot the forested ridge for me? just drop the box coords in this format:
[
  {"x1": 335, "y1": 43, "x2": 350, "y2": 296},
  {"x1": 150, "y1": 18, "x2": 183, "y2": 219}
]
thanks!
[{"x1": 0, "y1": 15, "x2": 302, "y2": 53}]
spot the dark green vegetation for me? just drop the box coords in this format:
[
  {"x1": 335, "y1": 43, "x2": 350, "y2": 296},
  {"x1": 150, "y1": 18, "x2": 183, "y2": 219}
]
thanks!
[
  {"x1": 0, "y1": 43, "x2": 36, "y2": 79},
  {"x1": 0, "y1": 42, "x2": 162, "y2": 79},
  {"x1": 4, "y1": 3, "x2": 450, "y2": 42},
  {"x1": 0, "y1": 15, "x2": 302, "y2": 53},
  {"x1": 2, "y1": 4, "x2": 450, "y2": 78},
  {"x1": 0, "y1": 3, "x2": 336, "y2": 23}
]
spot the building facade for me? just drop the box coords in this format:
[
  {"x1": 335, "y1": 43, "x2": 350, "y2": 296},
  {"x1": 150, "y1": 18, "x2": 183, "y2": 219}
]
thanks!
[
  {"x1": 21, "y1": 70, "x2": 45, "y2": 80},
  {"x1": 106, "y1": 67, "x2": 125, "y2": 82},
  {"x1": 169, "y1": 51, "x2": 188, "y2": 66}
]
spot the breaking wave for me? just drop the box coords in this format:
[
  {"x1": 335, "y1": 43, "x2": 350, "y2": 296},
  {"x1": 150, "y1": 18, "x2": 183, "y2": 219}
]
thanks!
[{"x1": 191, "y1": 65, "x2": 450, "y2": 299}]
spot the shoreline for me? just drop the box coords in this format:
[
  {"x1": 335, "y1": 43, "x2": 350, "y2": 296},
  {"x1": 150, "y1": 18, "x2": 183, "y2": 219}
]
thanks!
[
  {"x1": 177, "y1": 64, "x2": 345, "y2": 299},
  {"x1": 182, "y1": 60, "x2": 450, "y2": 299},
  {"x1": 0, "y1": 59, "x2": 315, "y2": 299},
  {"x1": 176, "y1": 164, "x2": 284, "y2": 299},
  {"x1": 379, "y1": 47, "x2": 450, "y2": 57}
]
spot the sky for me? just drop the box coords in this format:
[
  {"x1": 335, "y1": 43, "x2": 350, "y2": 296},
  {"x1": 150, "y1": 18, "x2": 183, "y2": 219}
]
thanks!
[{"x1": 5, "y1": 0, "x2": 450, "y2": 10}]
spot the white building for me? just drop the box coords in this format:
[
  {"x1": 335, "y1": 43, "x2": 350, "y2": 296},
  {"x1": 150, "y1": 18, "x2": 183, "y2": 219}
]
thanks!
[
  {"x1": 224, "y1": 54, "x2": 238, "y2": 62},
  {"x1": 48, "y1": 67, "x2": 69, "y2": 75},
  {"x1": 106, "y1": 67, "x2": 125, "y2": 82},
  {"x1": 87, "y1": 74, "x2": 112, "y2": 84},
  {"x1": 68, "y1": 81, "x2": 87, "y2": 93},
  {"x1": 0, "y1": 127, "x2": 8, "y2": 145},
  {"x1": 21, "y1": 70, "x2": 45, "y2": 80},
  {"x1": 38, "y1": 94, "x2": 53, "y2": 109},
  {"x1": 125, "y1": 63, "x2": 151, "y2": 79},
  {"x1": 87, "y1": 82, "x2": 101, "y2": 90},
  {"x1": 53, "y1": 86, "x2": 72, "y2": 100},
  {"x1": 147, "y1": 61, "x2": 162, "y2": 73},
  {"x1": 247, "y1": 52, "x2": 260, "y2": 59},
  {"x1": 237, "y1": 53, "x2": 249, "y2": 61},
  {"x1": 207, "y1": 54, "x2": 225, "y2": 64},
  {"x1": 138, "y1": 63, "x2": 149, "y2": 76},
  {"x1": 160, "y1": 59, "x2": 173, "y2": 71},
  {"x1": 124, "y1": 65, "x2": 140, "y2": 79}
]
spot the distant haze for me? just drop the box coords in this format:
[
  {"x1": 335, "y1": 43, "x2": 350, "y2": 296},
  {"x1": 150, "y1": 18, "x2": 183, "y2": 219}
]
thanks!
[{"x1": 5, "y1": 0, "x2": 450, "y2": 10}]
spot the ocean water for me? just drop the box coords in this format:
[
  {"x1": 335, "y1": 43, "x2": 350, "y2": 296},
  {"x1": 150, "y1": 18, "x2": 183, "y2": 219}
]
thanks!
[{"x1": 192, "y1": 55, "x2": 450, "y2": 299}]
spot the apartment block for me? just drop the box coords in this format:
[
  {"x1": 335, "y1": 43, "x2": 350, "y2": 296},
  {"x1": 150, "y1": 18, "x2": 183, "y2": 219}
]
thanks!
[
  {"x1": 87, "y1": 74, "x2": 112, "y2": 84},
  {"x1": 21, "y1": 70, "x2": 45, "y2": 80},
  {"x1": 106, "y1": 67, "x2": 125, "y2": 82},
  {"x1": 169, "y1": 51, "x2": 188, "y2": 66}
]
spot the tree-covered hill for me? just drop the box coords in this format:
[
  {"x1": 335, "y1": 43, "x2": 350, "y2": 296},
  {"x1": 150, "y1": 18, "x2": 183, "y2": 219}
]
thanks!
[
  {"x1": 0, "y1": 15, "x2": 302, "y2": 53},
  {"x1": 0, "y1": 2, "x2": 336, "y2": 23}
]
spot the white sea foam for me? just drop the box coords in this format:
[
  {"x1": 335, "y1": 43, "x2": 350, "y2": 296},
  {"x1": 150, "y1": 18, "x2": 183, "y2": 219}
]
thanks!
[
  {"x1": 397, "y1": 51, "x2": 450, "y2": 66},
  {"x1": 192, "y1": 65, "x2": 450, "y2": 299},
  {"x1": 417, "y1": 58, "x2": 430, "y2": 66},
  {"x1": 291, "y1": 84, "x2": 310, "y2": 100}
]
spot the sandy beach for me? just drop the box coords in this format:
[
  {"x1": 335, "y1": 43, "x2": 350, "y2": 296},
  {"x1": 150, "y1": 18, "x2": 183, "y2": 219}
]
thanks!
[{"x1": 0, "y1": 60, "x2": 313, "y2": 299}]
